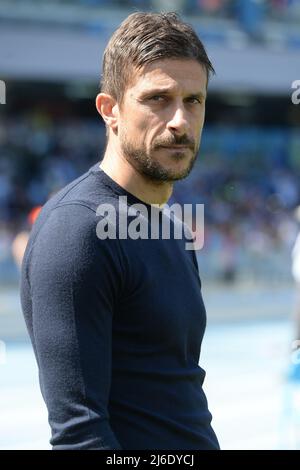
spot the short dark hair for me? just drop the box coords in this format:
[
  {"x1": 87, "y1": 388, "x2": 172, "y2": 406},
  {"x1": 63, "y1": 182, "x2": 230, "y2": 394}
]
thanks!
[{"x1": 101, "y1": 12, "x2": 215, "y2": 104}]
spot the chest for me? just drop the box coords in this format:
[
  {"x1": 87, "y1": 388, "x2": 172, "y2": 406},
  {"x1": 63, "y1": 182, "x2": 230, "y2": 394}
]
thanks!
[{"x1": 114, "y1": 237, "x2": 206, "y2": 352}]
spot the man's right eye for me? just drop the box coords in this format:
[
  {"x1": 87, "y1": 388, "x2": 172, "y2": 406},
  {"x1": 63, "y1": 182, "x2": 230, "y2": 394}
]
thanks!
[{"x1": 149, "y1": 95, "x2": 165, "y2": 102}]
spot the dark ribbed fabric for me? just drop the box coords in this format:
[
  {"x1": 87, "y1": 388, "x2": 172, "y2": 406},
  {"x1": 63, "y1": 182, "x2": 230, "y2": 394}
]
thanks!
[{"x1": 20, "y1": 162, "x2": 219, "y2": 450}]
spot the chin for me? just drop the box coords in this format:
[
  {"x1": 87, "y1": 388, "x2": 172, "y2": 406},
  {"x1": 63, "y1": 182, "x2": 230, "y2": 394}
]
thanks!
[
  {"x1": 169, "y1": 171, "x2": 191, "y2": 181},
  {"x1": 163, "y1": 165, "x2": 193, "y2": 182},
  {"x1": 170, "y1": 158, "x2": 195, "y2": 178}
]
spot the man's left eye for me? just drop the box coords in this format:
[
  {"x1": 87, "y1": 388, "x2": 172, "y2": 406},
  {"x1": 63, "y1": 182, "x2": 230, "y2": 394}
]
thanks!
[{"x1": 186, "y1": 97, "x2": 201, "y2": 104}]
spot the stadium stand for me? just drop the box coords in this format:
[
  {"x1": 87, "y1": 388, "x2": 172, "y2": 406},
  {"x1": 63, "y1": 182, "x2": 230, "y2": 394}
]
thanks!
[{"x1": 0, "y1": 0, "x2": 299, "y2": 284}]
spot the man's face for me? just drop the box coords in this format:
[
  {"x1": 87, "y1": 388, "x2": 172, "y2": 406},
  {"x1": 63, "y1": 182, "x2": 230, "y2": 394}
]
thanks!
[{"x1": 116, "y1": 58, "x2": 207, "y2": 182}]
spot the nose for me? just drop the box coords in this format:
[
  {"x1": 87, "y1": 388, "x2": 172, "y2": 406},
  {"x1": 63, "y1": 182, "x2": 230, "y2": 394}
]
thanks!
[{"x1": 166, "y1": 103, "x2": 189, "y2": 136}]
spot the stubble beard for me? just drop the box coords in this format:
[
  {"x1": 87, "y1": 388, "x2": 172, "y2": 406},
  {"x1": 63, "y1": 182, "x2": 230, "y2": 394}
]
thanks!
[{"x1": 120, "y1": 134, "x2": 200, "y2": 183}]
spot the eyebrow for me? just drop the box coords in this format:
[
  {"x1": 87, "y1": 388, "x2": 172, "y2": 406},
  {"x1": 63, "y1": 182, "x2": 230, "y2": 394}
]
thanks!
[{"x1": 139, "y1": 89, "x2": 207, "y2": 99}]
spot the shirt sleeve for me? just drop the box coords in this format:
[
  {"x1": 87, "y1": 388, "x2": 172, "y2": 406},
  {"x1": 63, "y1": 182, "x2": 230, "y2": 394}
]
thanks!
[{"x1": 22, "y1": 203, "x2": 124, "y2": 449}]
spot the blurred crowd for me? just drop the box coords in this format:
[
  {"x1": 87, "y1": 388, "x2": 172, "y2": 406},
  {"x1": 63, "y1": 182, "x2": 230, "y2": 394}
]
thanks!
[
  {"x1": 0, "y1": 109, "x2": 299, "y2": 282},
  {"x1": 6, "y1": 0, "x2": 300, "y2": 26},
  {"x1": 174, "y1": 125, "x2": 300, "y2": 281},
  {"x1": 2, "y1": 0, "x2": 300, "y2": 47}
]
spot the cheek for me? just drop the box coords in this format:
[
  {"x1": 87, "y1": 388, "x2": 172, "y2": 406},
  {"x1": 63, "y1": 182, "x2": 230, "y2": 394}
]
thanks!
[
  {"x1": 136, "y1": 115, "x2": 161, "y2": 143},
  {"x1": 127, "y1": 112, "x2": 149, "y2": 138},
  {"x1": 136, "y1": 117, "x2": 149, "y2": 133},
  {"x1": 123, "y1": 105, "x2": 163, "y2": 143}
]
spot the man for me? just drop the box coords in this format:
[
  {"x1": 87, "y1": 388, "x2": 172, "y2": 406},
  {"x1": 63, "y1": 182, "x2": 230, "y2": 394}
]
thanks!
[{"x1": 20, "y1": 12, "x2": 219, "y2": 450}]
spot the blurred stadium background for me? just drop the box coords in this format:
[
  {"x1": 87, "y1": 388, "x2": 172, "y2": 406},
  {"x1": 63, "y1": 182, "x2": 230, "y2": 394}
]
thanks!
[{"x1": 1, "y1": 0, "x2": 300, "y2": 450}]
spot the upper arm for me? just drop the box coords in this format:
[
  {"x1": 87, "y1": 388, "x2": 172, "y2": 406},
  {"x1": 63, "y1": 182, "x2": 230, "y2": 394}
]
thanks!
[{"x1": 25, "y1": 203, "x2": 123, "y2": 449}]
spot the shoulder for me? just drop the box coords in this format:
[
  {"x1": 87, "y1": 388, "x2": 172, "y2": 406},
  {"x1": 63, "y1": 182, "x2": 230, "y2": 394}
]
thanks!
[{"x1": 23, "y1": 202, "x2": 125, "y2": 286}]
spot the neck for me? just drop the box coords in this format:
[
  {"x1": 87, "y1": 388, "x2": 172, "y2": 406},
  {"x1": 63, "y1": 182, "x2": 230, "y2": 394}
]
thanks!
[{"x1": 99, "y1": 140, "x2": 173, "y2": 207}]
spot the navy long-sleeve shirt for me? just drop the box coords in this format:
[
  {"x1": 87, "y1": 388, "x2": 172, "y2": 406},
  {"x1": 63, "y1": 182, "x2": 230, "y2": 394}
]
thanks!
[{"x1": 20, "y1": 162, "x2": 219, "y2": 450}]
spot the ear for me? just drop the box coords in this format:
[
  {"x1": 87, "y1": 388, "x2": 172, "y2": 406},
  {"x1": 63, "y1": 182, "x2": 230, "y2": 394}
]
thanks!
[{"x1": 95, "y1": 93, "x2": 119, "y2": 133}]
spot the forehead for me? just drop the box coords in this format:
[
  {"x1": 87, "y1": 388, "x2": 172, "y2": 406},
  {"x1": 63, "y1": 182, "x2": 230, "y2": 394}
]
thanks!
[{"x1": 126, "y1": 59, "x2": 207, "y2": 97}]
